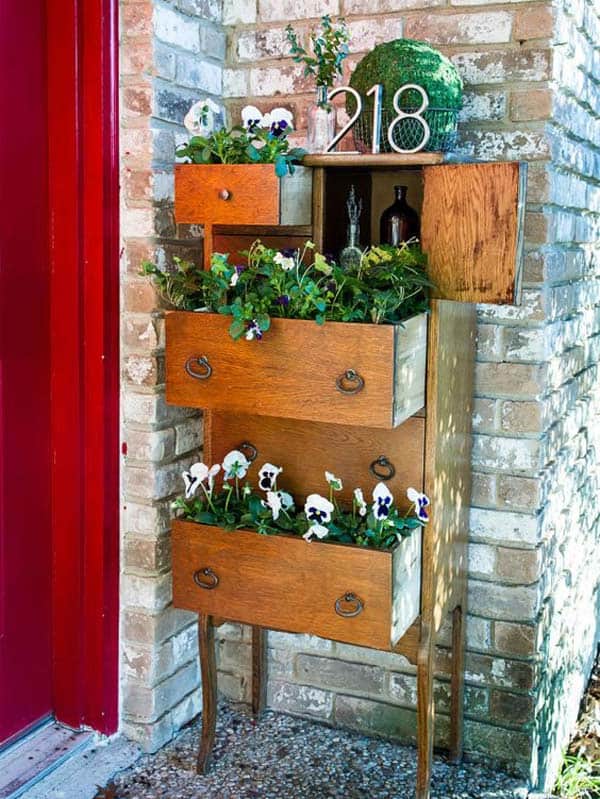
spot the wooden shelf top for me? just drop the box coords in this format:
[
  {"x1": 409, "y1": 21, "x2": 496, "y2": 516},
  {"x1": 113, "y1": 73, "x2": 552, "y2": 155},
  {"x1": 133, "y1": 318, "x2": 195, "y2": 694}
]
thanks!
[{"x1": 302, "y1": 152, "x2": 445, "y2": 168}]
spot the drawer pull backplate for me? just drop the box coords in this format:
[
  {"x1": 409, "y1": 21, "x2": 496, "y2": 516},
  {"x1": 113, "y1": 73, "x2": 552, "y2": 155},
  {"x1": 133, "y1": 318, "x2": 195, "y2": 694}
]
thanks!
[
  {"x1": 335, "y1": 369, "x2": 364, "y2": 395},
  {"x1": 193, "y1": 567, "x2": 219, "y2": 590},
  {"x1": 335, "y1": 592, "x2": 364, "y2": 618},
  {"x1": 185, "y1": 355, "x2": 212, "y2": 380}
]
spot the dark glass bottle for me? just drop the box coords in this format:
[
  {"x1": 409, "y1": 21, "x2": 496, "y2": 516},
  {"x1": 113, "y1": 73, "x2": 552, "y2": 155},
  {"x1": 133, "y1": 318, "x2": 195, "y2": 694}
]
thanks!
[{"x1": 379, "y1": 185, "x2": 420, "y2": 246}]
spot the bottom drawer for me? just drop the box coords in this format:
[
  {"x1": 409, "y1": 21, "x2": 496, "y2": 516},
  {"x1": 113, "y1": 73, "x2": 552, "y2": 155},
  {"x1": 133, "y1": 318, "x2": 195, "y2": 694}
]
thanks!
[{"x1": 172, "y1": 520, "x2": 421, "y2": 650}]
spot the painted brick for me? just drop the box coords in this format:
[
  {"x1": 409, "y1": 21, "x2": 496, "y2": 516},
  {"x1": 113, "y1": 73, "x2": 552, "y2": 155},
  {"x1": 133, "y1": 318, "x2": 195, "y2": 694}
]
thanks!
[
  {"x1": 153, "y1": 5, "x2": 200, "y2": 52},
  {"x1": 223, "y1": 0, "x2": 256, "y2": 24},
  {"x1": 514, "y1": 5, "x2": 554, "y2": 40},
  {"x1": 258, "y1": 0, "x2": 339, "y2": 23},
  {"x1": 470, "y1": 508, "x2": 540, "y2": 546},
  {"x1": 123, "y1": 533, "x2": 171, "y2": 573},
  {"x1": 404, "y1": 11, "x2": 513, "y2": 45},
  {"x1": 475, "y1": 363, "x2": 545, "y2": 399},
  {"x1": 122, "y1": 3, "x2": 153, "y2": 37},
  {"x1": 295, "y1": 654, "x2": 385, "y2": 695},
  {"x1": 510, "y1": 89, "x2": 553, "y2": 121},
  {"x1": 451, "y1": 48, "x2": 551, "y2": 85},
  {"x1": 344, "y1": 0, "x2": 444, "y2": 11},
  {"x1": 125, "y1": 427, "x2": 176, "y2": 462},
  {"x1": 497, "y1": 475, "x2": 541, "y2": 511},
  {"x1": 268, "y1": 681, "x2": 334, "y2": 719},
  {"x1": 496, "y1": 546, "x2": 542, "y2": 584},
  {"x1": 468, "y1": 581, "x2": 539, "y2": 622},
  {"x1": 494, "y1": 621, "x2": 537, "y2": 657}
]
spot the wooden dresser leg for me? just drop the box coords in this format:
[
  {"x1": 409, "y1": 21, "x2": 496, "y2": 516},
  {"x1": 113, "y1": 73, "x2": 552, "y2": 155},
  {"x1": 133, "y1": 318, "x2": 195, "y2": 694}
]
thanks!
[
  {"x1": 197, "y1": 614, "x2": 217, "y2": 774},
  {"x1": 252, "y1": 626, "x2": 267, "y2": 719},
  {"x1": 416, "y1": 625, "x2": 435, "y2": 799},
  {"x1": 450, "y1": 605, "x2": 465, "y2": 762}
]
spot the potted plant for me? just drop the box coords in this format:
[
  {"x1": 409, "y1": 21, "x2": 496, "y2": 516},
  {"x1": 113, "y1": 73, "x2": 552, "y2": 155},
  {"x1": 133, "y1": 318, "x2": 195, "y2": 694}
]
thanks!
[
  {"x1": 175, "y1": 100, "x2": 309, "y2": 264},
  {"x1": 171, "y1": 450, "x2": 429, "y2": 648},
  {"x1": 144, "y1": 239, "x2": 431, "y2": 428},
  {"x1": 286, "y1": 15, "x2": 350, "y2": 153}
]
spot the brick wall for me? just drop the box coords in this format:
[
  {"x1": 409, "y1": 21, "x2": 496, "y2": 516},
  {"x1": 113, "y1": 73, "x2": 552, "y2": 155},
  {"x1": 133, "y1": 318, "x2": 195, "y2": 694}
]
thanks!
[
  {"x1": 215, "y1": 0, "x2": 600, "y2": 787},
  {"x1": 120, "y1": 0, "x2": 225, "y2": 751},
  {"x1": 118, "y1": 0, "x2": 600, "y2": 787}
]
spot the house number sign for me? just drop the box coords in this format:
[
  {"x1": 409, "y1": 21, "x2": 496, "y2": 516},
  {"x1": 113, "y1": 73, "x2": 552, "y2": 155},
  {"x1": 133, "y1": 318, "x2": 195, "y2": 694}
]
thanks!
[{"x1": 326, "y1": 84, "x2": 431, "y2": 155}]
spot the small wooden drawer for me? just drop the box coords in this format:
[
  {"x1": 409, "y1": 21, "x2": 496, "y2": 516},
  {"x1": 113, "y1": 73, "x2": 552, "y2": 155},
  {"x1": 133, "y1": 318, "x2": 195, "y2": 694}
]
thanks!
[
  {"x1": 166, "y1": 312, "x2": 427, "y2": 429},
  {"x1": 174, "y1": 164, "x2": 312, "y2": 227},
  {"x1": 172, "y1": 520, "x2": 421, "y2": 649}
]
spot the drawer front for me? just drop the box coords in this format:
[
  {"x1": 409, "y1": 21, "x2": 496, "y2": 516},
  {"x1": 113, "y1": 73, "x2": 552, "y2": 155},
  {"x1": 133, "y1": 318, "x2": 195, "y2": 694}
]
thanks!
[
  {"x1": 166, "y1": 312, "x2": 397, "y2": 428},
  {"x1": 174, "y1": 164, "x2": 280, "y2": 226},
  {"x1": 172, "y1": 521, "x2": 393, "y2": 650}
]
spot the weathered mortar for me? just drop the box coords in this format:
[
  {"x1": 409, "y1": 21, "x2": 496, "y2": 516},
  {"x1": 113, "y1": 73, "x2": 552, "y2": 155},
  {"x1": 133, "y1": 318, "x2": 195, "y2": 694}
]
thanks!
[{"x1": 119, "y1": 0, "x2": 600, "y2": 788}]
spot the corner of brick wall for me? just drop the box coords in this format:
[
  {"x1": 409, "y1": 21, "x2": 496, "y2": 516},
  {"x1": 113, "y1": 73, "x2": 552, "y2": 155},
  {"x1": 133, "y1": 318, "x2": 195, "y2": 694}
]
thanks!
[{"x1": 120, "y1": 0, "x2": 225, "y2": 752}]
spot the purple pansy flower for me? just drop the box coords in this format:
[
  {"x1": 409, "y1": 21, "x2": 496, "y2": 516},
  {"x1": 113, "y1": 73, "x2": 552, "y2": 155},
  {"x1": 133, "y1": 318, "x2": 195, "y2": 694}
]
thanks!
[
  {"x1": 245, "y1": 320, "x2": 263, "y2": 341},
  {"x1": 275, "y1": 295, "x2": 290, "y2": 306}
]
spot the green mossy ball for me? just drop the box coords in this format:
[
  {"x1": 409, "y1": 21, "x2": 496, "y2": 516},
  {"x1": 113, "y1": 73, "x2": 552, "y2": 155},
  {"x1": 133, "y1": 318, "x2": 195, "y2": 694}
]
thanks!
[{"x1": 349, "y1": 39, "x2": 463, "y2": 152}]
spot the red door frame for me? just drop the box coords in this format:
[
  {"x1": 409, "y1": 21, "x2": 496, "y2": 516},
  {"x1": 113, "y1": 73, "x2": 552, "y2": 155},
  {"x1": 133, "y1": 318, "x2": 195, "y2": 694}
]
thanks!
[{"x1": 47, "y1": 0, "x2": 120, "y2": 734}]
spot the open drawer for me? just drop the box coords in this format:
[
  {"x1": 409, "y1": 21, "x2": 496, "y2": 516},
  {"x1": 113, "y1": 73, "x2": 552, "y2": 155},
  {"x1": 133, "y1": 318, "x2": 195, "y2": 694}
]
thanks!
[
  {"x1": 172, "y1": 520, "x2": 421, "y2": 649},
  {"x1": 165, "y1": 311, "x2": 427, "y2": 429}
]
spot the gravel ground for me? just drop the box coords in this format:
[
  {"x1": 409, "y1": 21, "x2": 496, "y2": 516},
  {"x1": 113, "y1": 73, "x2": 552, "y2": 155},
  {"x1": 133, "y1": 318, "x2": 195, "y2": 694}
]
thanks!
[{"x1": 109, "y1": 701, "x2": 528, "y2": 799}]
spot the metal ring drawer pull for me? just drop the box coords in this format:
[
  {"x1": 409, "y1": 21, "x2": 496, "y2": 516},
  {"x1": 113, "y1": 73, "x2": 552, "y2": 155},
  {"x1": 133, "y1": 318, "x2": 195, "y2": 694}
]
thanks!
[
  {"x1": 193, "y1": 567, "x2": 219, "y2": 590},
  {"x1": 335, "y1": 592, "x2": 364, "y2": 618},
  {"x1": 370, "y1": 455, "x2": 396, "y2": 481},
  {"x1": 185, "y1": 356, "x2": 212, "y2": 380},
  {"x1": 238, "y1": 441, "x2": 258, "y2": 463},
  {"x1": 336, "y1": 369, "x2": 364, "y2": 395},
  {"x1": 219, "y1": 188, "x2": 231, "y2": 201}
]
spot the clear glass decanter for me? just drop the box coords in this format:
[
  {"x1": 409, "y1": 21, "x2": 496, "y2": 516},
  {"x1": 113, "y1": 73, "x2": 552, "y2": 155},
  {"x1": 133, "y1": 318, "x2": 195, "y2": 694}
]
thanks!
[{"x1": 339, "y1": 186, "x2": 363, "y2": 271}]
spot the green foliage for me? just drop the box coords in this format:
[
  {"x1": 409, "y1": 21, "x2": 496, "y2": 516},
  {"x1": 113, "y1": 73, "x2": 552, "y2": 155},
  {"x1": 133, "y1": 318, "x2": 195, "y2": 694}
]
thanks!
[
  {"x1": 143, "y1": 240, "x2": 431, "y2": 340},
  {"x1": 174, "y1": 463, "x2": 425, "y2": 552},
  {"x1": 555, "y1": 754, "x2": 600, "y2": 799},
  {"x1": 286, "y1": 15, "x2": 349, "y2": 91},
  {"x1": 176, "y1": 124, "x2": 306, "y2": 177}
]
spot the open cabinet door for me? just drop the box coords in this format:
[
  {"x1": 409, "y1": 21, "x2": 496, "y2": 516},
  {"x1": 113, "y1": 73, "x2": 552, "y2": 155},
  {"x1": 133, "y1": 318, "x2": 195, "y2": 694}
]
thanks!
[{"x1": 421, "y1": 162, "x2": 527, "y2": 305}]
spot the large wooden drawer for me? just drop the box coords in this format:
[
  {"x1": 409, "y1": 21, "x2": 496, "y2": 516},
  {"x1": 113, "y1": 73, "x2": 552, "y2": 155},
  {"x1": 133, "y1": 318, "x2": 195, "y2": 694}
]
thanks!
[
  {"x1": 166, "y1": 312, "x2": 427, "y2": 429},
  {"x1": 172, "y1": 521, "x2": 421, "y2": 650}
]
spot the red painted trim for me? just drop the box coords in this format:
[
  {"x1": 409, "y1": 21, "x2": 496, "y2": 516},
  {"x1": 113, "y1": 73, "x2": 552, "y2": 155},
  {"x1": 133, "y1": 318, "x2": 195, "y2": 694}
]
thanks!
[{"x1": 47, "y1": 0, "x2": 119, "y2": 734}]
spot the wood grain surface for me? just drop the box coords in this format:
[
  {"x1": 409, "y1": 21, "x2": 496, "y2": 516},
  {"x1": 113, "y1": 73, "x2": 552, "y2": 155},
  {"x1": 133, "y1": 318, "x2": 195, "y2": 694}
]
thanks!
[
  {"x1": 205, "y1": 411, "x2": 425, "y2": 508},
  {"x1": 174, "y1": 164, "x2": 280, "y2": 226},
  {"x1": 421, "y1": 162, "x2": 525, "y2": 304},
  {"x1": 422, "y1": 299, "x2": 476, "y2": 636},
  {"x1": 172, "y1": 520, "x2": 394, "y2": 650},
  {"x1": 303, "y1": 153, "x2": 444, "y2": 168},
  {"x1": 166, "y1": 312, "x2": 427, "y2": 428}
]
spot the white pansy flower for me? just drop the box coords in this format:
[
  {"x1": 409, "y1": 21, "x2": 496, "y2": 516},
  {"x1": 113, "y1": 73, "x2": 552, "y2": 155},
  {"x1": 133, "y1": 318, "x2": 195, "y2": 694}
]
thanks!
[
  {"x1": 407, "y1": 487, "x2": 430, "y2": 522},
  {"x1": 263, "y1": 490, "x2": 282, "y2": 521},
  {"x1": 304, "y1": 494, "x2": 334, "y2": 525},
  {"x1": 273, "y1": 252, "x2": 296, "y2": 271},
  {"x1": 241, "y1": 104, "x2": 265, "y2": 130},
  {"x1": 325, "y1": 471, "x2": 343, "y2": 491},
  {"x1": 222, "y1": 449, "x2": 251, "y2": 480},
  {"x1": 303, "y1": 523, "x2": 329, "y2": 542},
  {"x1": 182, "y1": 462, "x2": 219, "y2": 499},
  {"x1": 230, "y1": 270, "x2": 239, "y2": 287},
  {"x1": 353, "y1": 487, "x2": 367, "y2": 517},
  {"x1": 372, "y1": 482, "x2": 394, "y2": 520},
  {"x1": 258, "y1": 463, "x2": 283, "y2": 492},
  {"x1": 184, "y1": 98, "x2": 223, "y2": 137},
  {"x1": 277, "y1": 491, "x2": 294, "y2": 510}
]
